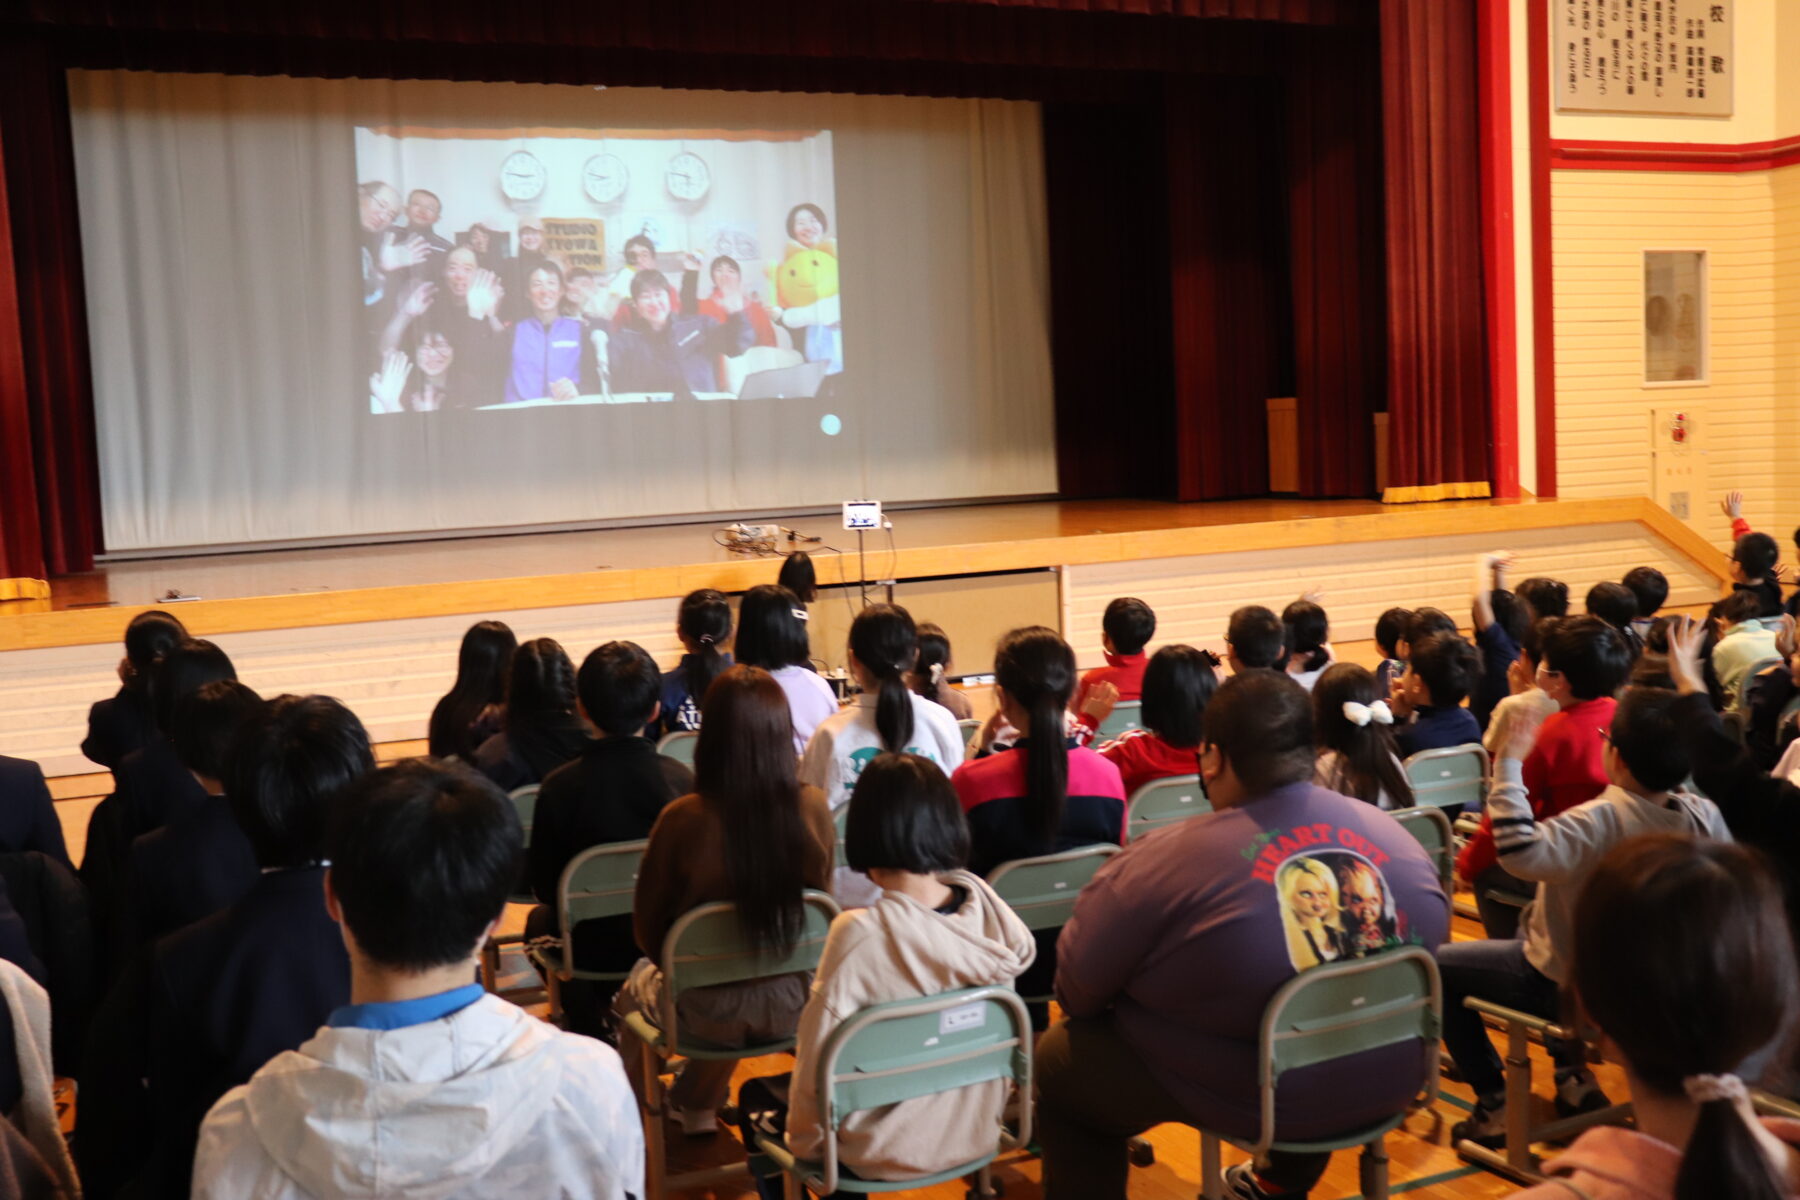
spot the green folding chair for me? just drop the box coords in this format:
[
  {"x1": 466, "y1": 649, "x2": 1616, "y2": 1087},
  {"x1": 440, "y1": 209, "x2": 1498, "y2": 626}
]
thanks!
[
  {"x1": 1093, "y1": 700, "x2": 1143, "y2": 743},
  {"x1": 754, "y1": 986, "x2": 1033, "y2": 1198},
  {"x1": 657, "y1": 729, "x2": 700, "y2": 767},
  {"x1": 986, "y1": 845, "x2": 1121, "y2": 1004},
  {"x1": 1126, "y1": 774, "x2": 1210, "y2": 841},
  {"x1": 480, "y1": 783, "x2": 543, "y2": 995},
  {"x1": 833, "y1": 800, "x2": 850, "y2": 868},
  {"x1": 1402, "y1": 743, "x2": 1490, "y2": 816},
  {"x1": 1388, "y1": 805, "x2": 1455, "y2": 913},
  {"x1": 620, "y1": 890, "x2": 841, "y2": 1197},
  {"x1": 524, "y1": 839, "x2": 646, "y2": 1024},
  {"x1": 1196, "y1": 947, "x2": 1442, "y2": 1200}
]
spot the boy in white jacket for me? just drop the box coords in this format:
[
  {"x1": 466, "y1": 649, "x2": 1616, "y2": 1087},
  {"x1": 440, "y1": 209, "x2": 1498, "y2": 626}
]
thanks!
[
  {"x1": 192, "y1": 759, "x2": 643, "y2": 1200},
  {"x1": 1439, "y1": 686, "x2": 1731, "y2": 1149},
  {"x1": 740, "y1": 753, "x2": 1035, "y2": 1192}
]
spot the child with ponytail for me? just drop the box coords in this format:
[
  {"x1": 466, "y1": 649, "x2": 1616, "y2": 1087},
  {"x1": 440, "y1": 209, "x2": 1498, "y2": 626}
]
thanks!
[
  {"x1": 656, "y1": 589, "x2": 733, "y2": 738},
  {"x1": 1511, "y1": 834, "x2": 1800, "y2": 1199},
  {"x1": 908, "y1": 622, "x2": 973, "y2": 720},
  {"x1": 800, "y1": 604, "x2": 966, "y2": 814},
  {"x1": 1312, "y1": 663, "x2": 1413, "y2": 810}
]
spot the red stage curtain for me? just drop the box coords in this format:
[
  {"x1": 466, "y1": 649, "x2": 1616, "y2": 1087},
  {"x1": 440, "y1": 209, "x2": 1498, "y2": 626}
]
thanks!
[
  {"x1": 1379, "y1": 0, "x2": 1491, "y2": 502},
  {"x1": 0, "y1": 36, "x2": 102, "y2": 582},
  {"x1": 1285, "y1": 24, "x2": 1387, "y2": 498}
]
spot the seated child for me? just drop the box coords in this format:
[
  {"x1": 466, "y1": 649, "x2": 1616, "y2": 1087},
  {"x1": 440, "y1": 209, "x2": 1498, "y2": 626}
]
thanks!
[
  {"x1": 1470, "y1": 552, "x2": 1529, "y2": 731},
  {"x1": 1373, "y1": 607, "x2": 1411, "y2": 695},
  {"x1": 909, "y1": 622, "x2": 973, "y2": 721},
  {"x1": 1224, "y1": 605, "x2": 1284, "y2": 674},
  {"x1": 1441, "y1": 687, "x2": 1730, "y2": 1147},
  {"x1": 1509, "y1": 835, "x2": 1800, "y2": 1200},
  {"x1": 1712, "y1": 588, "x2": 1781, "y2": 713},
  {"x1": 1622, "y1": 565, "x2": 1669, "y2": 643},
  {"x1": 1073, "y1": 597, "x2": 1155, "y2": 714},
  {"x1": 1390, "y1": 632, "x2": 1482, "y2": 757},
  {"x1": 1280, "y1": 599, "x2": 1332, "y2": 692},
  {"x1": 1722, "y1": 490, "x2": 1785, "y2": 617},
  {"x1": 1096, "y1": 645, "x2": 1217, "y2": 794},
  {"x1": 1311, "y1": 663, "x2": 1412, "y2": 810},
  {"x1": 738, "y1": 754, "x2": 1034, "y2": 1195},
  {"x1": 1586, "y1": 581, "x2": 1644, "y2": 657}
]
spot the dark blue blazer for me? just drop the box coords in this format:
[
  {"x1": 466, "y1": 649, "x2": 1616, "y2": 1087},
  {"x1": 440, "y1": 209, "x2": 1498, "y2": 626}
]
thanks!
[
  {"x1": 81, "y1": 687, "x2": 159, "y2": 773},
  {"x1": 0, "y1": 757, "x2": 69, "y2": 869},
  {"x1": 139, "y1": 866, "x2": 349, "y2": 1196},
  {"x1": 115, "y1": 739, "x2": 208, "y2": 842},
  {"x1": 127, "y1": 799, "x2": 258, "y2": 951}
]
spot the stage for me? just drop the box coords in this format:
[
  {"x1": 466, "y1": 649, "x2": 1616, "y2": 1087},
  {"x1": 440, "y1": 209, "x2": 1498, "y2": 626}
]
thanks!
[{"x1": 1, "y1": 495, "x2": 1729, "y2": 780}]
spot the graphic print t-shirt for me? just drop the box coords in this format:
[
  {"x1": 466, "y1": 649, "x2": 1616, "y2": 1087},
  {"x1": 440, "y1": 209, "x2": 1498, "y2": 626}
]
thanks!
[{"x1": 1054, "y1": 780, "x2": 1448, "y2": 1141}]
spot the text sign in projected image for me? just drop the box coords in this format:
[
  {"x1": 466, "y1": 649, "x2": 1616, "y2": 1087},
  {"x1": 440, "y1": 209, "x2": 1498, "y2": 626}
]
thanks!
[
  {"x1": 356, "y1": 127, "x2": 842, "y2": 413},
  {"x1": 1553, "y1": 0, "x2": 1732, "y2": 117}
]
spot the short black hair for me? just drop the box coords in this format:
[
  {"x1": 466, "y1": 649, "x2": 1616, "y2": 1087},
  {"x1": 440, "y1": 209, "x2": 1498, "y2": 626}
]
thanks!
[
  {"x1": 1585, "y1": 581, "x2": 1640, "y2": 633},
  {"x1": 1516, "y1": 577, "x2": 1571, "y2": 620},
  {"x1": 1102, "y1": 597, "x2": 1156, "y2": 656},
  {"x1": 1226, "y1": 605, "x2": 1284, "y2": 669},
  {"x1": 577, "y1": 641, "x2": 662, "y2": 736},
  {"x1": 1374, "y1": 608, "x2": 1412, "y2": 659},
  {"x1": 223, "y1": 695, "x2": 375, "y2": 869},
  {"x1": 843, "y1": 753, "x2": 969, "y2": 875},
  {"x1": 623, "y1": 234, "x2": 655, "y2": 259},
  {"x1": 1622, "y1": 567, "x2": 1670, "y2": 618},
  {"x1": 1202, "y1": 671, "x2": 1314, "y2": 793},
  {"x1": 1490, "y1": 590, "x2": 1530, "y2": 645},
  {"x1": 1609, "y1": 687, "x2": 1692, "y2": 792},
  {"x1": 149, "y1": 638, "x2": 237, "y2": 737},
  {"x1": 1405, "y1": 608, "x2": 1457, "y2": 647},
  {"x1": 786, "y1": 203, "x2": 829, "y2": 239},
  {"x1": 328, "y1": 758, "x2": 521, "y2": 972},
  {"x1": 170, "y1": 679, "x2": 264, "y2": 780},
  {"x1": 1408, "y1": 633, "x2": 1482, "y2": 707},
  {"x1": 629, "y1": 268, "x2": 671, "y2": 302},
  {"x1": 1718, "y1": 588, "x2": 1765, "y2": 627},
  {"x1": 1139, "y1": 644, "x2": 1217, "y2": 748},
  {"x1": 1735, "y1": 531, "x2": 1780, "y2": 578},
  {"x1": 1539, "y1": 616, "x2": 1632, "y2": 700},
  {"x1": 734, "y1": 584, "x2": 812, "y2": 670}
]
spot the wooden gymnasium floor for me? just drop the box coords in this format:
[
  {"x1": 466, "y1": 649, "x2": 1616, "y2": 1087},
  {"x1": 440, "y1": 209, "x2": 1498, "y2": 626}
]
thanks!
[{"x1": 479, "y1": 901, "x2": 1607, "y2": 1200}]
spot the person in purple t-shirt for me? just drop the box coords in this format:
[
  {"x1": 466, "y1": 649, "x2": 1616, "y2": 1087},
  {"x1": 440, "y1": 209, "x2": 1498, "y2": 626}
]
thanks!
[{"x1": 1037, "y1": 671, "x2": 1447, "y2": 1200}]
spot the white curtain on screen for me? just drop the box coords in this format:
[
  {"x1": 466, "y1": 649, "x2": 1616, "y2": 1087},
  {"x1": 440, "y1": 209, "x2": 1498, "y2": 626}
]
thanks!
[{"x1": 67, "y1": 73, "x2": 1054, "y2": 552}]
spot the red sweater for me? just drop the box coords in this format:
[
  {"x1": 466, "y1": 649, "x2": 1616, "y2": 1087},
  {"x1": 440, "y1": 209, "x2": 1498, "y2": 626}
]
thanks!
[
  {"x1": 1098, "y1": 729, "x2": 1203, "y2": 796},
  {"x1": 1073, "y1": 652, "x2": 1150, "y2": 743},
  {"x1": 1457, "y1": 695, "x2": 1616, "y2": 880}
]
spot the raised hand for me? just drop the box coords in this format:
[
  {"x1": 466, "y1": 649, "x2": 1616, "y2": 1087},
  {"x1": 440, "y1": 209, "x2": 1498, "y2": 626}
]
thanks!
[
  {"x1": 1080, "y1": 680, "x2": 1121, "y2": 724},
  {"x1": 1667, "y1": 615, "x2": 1708, "y2": 697},
  {"x1": 1498, "y1": 702, "x2": 1547, "y2": 763},
  {"x1": 1777, "y1": 613, "x2": 1798, "y2": 661},
  {"x1": 682, "y1": 250, "x2": 705, "y2": 272},
  {"x1": 1721, "y1": 490, "x2": 1744, "y2": 519},
  {"x1": 379, "y1": 234, "x2": 431, "y2": 273},
  {"x1": 369, "y1": 351, "x2": 411, "y2": 414},
  {"x1": 467, "y1": 270, "x2": 501, "y2": 321},
  {"x1": 401, "y1": 281, "x2": 437, "y2": 318}
]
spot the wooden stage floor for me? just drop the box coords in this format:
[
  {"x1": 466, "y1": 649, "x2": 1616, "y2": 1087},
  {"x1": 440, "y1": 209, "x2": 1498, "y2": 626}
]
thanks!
[{"x1": 0, "y1": 493, "x2": 1721, "y2": 652}]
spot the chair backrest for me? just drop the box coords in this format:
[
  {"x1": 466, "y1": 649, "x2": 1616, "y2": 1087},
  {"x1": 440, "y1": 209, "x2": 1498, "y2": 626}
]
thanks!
[
  {"x1": 557, "y1": 840, "x2": 648, "y2": 940},
  {"x1": 956, "y1": 717, "x2": 982, "y2": 740},
  {"x1": 1402, "y1": 743, "x2": 1489, "y2": 815},
  {"x1": 1388, "y1": 805, "x2": 1455, "y2": 896},
  {"x1": 1094, "y1": 700, "x2": 1144, "y2": 743},
  {"x1": 1126, "y1": 774, "x2": 1209, "y2": 841},
  {"x1": 507, "y1": 784, "x2": 541, "y2": 847},
  {"x1": 986, "y1": 845, "x2": 1120, "y2": 932},
  {"x1": 811, "y1": 986, "x2": 1033, "y2": 1190},
  {"x1": 657, "y1": 730, "x2": 700, "y2": 767},
  {"x1": 1252, "y1": 947, "x2": 1442, "y2": 1157},
  {"x1": 833, "y1": 801, "x2": 850, "y2": 868},
  {"x1": 662, "y1": 890, "x2": 840, "y2": 1019}
]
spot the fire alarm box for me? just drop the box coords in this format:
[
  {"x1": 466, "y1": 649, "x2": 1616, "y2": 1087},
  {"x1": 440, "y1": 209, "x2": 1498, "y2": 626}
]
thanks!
[{"x1": 1649, "y1": 405, "x2": 1707, "y2": 522}]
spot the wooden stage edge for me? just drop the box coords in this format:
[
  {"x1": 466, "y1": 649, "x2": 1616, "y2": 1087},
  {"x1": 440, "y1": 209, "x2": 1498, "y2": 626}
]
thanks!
[{"x1": 0, "y1": 495, "x2": 1729, "y2": 652}]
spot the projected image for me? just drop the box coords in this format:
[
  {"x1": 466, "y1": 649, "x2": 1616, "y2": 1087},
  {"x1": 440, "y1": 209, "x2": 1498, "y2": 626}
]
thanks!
[{"x1": 355, "y1": 127, "x2": 841, "y2": 413}]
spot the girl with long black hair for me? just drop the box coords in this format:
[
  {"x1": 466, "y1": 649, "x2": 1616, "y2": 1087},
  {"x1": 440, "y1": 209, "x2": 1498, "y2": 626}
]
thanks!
[
  {"x1": 619, "y1": 665, "x2": 835, "y2": 1132},
  {"x1": 1096, "y1": 644, "x2": 1219, "y2": 795},
  {"x1": 427, "y1": 620, "x2": 516, "y2": 761},
  {"x1": 907, "y1": 622, "x2": 973, "y2": 720},
  {"x1": 472, "y1": 638, "x2": 589, "y2": 791},
  {"x1": 1311, "y1": 663, "x2": 1413, "y2": 810},
  {"x1": 735, "y1": 584, "x2": 838, "y2": 754}
]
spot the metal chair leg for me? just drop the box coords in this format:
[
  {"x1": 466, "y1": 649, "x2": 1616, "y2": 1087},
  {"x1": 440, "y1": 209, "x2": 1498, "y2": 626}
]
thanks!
[
  {"x1": 479, "y1": 940, "x2": 501, "y2": 993},
  {"x1": 1199, "y1": 1130, "x2": 1223, "y2": 1200},
  {"x1": 639, "y1": 1043, "x2": 667, "y2": 1200},
  {"x1": 1359, "y1": 1136, "x2": 1390, "y2": 1200}
]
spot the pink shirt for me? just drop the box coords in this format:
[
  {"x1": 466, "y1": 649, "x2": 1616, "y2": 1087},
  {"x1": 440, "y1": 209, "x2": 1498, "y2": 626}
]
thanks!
[{"x1": 1511, "y1": 1119, "x2": 1800, "y2": 1199}]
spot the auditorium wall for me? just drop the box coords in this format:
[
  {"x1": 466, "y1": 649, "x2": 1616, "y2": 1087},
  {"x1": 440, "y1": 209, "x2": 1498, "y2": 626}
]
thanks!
[{"x1": 1501, "y1": 0, "x2": 1800, "y2": 550}]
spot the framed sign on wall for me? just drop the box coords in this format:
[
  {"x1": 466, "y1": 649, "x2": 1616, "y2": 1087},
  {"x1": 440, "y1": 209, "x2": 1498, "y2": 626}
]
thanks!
[{"x1": 1554, "y1": 0, "x2": 1732, "y2": 118}]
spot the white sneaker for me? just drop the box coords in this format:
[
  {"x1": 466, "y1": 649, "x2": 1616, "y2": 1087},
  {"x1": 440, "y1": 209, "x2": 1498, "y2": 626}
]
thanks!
[{"x1": 670, "y1": 1104, "x2": 718, "y2": 1136}]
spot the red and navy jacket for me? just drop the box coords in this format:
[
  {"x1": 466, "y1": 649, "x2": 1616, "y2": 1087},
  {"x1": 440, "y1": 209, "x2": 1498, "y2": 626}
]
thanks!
[{"x1": 951, "y1": 744, "x2": 1127, "y2": 877}]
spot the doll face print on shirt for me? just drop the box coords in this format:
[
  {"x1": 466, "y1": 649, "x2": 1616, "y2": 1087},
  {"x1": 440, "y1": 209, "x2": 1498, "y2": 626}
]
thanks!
[{"x1": 1253, "y1": 823, "x2": 1411, "y2": 972}]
